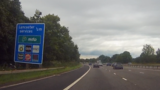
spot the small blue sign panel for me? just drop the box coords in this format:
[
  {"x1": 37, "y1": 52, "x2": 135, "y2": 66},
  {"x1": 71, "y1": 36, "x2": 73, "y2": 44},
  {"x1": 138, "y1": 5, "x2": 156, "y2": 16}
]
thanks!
[{"x1": 14, "y1": 23, "x2": 45, "y2": 64}]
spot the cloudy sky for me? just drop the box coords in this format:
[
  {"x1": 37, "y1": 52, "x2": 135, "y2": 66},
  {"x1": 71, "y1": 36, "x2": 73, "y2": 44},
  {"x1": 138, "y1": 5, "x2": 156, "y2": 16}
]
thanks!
[{"x1": 20, "y1": 0, "x2": 160, "y2": 59}]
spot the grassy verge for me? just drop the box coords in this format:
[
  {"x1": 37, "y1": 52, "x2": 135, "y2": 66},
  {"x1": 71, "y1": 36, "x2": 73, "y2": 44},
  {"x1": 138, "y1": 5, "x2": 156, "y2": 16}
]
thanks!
[{"x1": 0, "y1": 63, "x2": 82, "y2": 85}]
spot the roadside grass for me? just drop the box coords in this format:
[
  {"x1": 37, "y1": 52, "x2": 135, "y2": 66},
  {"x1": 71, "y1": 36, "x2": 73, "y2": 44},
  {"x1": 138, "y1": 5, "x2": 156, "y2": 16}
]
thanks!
[{"x1": 0, "y1": 63, "x2": 82, "y2": 85}]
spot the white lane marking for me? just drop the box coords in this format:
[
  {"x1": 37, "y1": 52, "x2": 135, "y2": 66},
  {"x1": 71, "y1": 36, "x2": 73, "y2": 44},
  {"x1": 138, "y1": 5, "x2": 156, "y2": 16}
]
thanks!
[
  {"x1": 0, "y1": 75, "x2": 55, "y2": 89},
  {"x1": 63, "y1": 66, "x2": 91, "y2": 90},
  {"x1": 122, "y1": 78, "x2": 127, "y2": 81},
  {"x1": 0, "y1": 66, "x2": 84, "y2": 89},
  {"x1": 140, "y1": 72, "x2": 144, "y2": 74},
  {"x1": 129, "y1": 70, "x2": 131, "y2": 71},
  {"x1": 114, "y1": 73, "x2": 116, "y2": 75}
]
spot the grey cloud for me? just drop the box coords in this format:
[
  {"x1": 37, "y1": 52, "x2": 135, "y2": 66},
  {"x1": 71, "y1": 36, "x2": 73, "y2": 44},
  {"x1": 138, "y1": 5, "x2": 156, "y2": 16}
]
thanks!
[{"x1": 20, "y1": 0, "x2": 160, "y2": 58}]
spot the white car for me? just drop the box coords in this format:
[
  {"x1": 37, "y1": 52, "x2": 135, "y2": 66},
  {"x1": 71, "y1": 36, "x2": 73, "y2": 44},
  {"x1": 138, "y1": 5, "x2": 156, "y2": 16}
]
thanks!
[{"x1": 98, "y1": 63, "x2": 103, "y2": 66}]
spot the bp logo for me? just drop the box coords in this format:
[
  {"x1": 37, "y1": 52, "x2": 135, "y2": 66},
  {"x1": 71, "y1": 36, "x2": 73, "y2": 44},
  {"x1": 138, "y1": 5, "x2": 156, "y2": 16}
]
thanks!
[
  {"x1": 22, "y1": 36, "x2": 27, "y2": 42},
  {"x1": 18, "y1": 45, "x2": 24, "y2": 52}
]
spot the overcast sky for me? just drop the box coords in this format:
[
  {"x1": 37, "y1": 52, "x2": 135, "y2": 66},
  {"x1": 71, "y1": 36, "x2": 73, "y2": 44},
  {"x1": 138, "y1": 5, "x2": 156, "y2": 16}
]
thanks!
[{"x1": 20, "y1": 0, "x2": 160, "y2": 59}]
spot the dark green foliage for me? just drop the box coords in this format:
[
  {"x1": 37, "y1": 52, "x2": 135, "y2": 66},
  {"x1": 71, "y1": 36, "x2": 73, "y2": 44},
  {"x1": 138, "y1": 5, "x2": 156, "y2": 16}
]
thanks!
[
  {"x1": 98, "y1": 55, "x2": 110, "y2": 63},
  {"x1": 111, "y1": 54, "x2": 119, "y2": 62},
  {"x1": 0, "y1": 0, "x2": 29, "y2": 65},
  {"x1": 134, "y1": 44, "x2": 159, "y2": 63},
  {"x1": 156, "y1": 48, "x2": 160, "y2": 63},
  {"x1": 0, "y1": 1, "x2": 80, "y2": 67},
  {"x1": 110, "y1": 51, "x2": 132, "y2": 63}
]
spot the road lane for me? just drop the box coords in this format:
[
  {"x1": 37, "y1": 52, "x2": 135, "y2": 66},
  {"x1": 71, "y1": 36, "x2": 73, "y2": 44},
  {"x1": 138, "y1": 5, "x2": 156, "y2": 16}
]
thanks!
[
  {"x1": 1, "y1": 64, "x2": 160, "y2": 90},
  {"x1": 113, "y1": 66, "x2": 160, "y2": 90},
  {"x1": 0, "y1": 65, "x2": 89, "y2": 90},
  {"x1": 69, "y1": 65, "x2": 143, "y2": 90}
]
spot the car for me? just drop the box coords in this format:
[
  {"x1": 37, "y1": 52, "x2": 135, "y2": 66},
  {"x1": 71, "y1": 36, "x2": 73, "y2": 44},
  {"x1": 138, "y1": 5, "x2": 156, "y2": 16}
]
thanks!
[
  {"x1": 113, "y1": 63, "x2": 123, "y2": 69},
  {"x1": 89, "y1": 63, "x2": 92, "y2": 65},
  {"x1": 98, "y1": 63, "x2": 103, "y2": 66},
  {"x1": 106, "y1": 63, "x2": 111, "y2": 66},
  {"x1": 93, "y1": 63, "x2": 99, "y2": 68},
  {"x1": 112, "y1": 63, "x2": 116, "y2": 67}
]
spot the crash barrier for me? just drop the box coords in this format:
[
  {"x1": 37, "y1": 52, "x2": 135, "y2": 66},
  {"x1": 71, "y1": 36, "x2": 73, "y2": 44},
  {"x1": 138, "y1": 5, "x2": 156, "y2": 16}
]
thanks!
[{"x1": 125, "y1": 65, "x2": 160, "y2": 69}]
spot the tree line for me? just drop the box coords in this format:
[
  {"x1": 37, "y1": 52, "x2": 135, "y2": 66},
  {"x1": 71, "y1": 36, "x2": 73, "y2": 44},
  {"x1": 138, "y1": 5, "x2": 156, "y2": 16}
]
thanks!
[
  {"x1": 0, "y1": 0, "x2": 80, "y2": 67},
  {"x1": 133, "y1": 44, "x2": 160, "y2": 63},
  {"x1": 81, "y1": 44, "x2": 160, "y2": 64}
]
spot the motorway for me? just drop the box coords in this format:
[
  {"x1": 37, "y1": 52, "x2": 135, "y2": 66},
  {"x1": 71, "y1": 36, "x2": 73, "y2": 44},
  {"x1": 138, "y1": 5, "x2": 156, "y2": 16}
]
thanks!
[
  {"x1": 1, "y1": 65, "x2": 160, "y2": 90},
  {"x1": 70, "y1": 65, "x2": 160, "y2": 90}
]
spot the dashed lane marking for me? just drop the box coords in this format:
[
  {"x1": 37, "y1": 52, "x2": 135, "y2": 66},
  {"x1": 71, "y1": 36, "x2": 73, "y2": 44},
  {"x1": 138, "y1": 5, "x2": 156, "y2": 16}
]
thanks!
[{"x1": 122, "y1": 78, "x2": 127, "y2": 81}]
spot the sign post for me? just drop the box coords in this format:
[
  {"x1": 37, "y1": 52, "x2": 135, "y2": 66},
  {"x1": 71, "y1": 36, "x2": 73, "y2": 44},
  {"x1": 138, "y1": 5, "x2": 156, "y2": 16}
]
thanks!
[{"x1": 14, "y1": 23, "x2": 45, "y2": 65}]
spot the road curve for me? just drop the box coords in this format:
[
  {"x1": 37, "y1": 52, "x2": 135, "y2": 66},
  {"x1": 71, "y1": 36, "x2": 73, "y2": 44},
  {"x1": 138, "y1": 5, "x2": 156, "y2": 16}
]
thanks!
[
  {"x1": 0, "y1": 65, "x2": 89, "y2": 90},
  {"x1": 1, "y1": 65, "x2": 160, "y2": 90}
]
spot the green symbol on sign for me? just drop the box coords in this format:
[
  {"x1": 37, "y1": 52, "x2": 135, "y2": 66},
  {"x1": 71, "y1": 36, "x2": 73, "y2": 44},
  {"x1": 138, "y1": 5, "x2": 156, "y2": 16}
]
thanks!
[
  {"x1": 18, "y1": 36, "x2": 41, "y2": 44},
  {"x1": 22, "y1": 36, "x2": 27, "y2": 42}
]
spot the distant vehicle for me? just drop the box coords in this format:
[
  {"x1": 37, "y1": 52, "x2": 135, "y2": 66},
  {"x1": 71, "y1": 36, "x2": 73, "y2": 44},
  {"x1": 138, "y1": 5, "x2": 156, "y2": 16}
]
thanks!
[
  {"x1": 128, "y1": 62, "x2": 132, "y2": 65},
  {"x1": 98, "y1": 63, "x2": 103, "y2": 66},
  {"x1": 89, "y1": 63, "x2": 92, "y2": 65},
  {"x1": 106, "y1": 63, "x2": 111, "y2": 66},
  {"x1": 113, "y1": 63, "x2": 123, "y2": 69},
  {"x1": 112, "y1": 63, "x2": 116, "y2": 67},
  {"x1": 93, "y1": 63, "x2": 99, "y2": 68}
]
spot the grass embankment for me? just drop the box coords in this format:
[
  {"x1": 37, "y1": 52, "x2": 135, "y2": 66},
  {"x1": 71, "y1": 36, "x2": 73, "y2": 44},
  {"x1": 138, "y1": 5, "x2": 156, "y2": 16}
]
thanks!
[{"x1": 0, "y1": 63, "x2": 82, "y2": 85}]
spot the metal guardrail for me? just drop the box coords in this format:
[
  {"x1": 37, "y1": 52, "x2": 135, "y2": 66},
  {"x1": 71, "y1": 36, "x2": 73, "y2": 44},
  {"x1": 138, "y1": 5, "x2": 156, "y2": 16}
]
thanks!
[
  {"x1": 0, "y1": 67, "x2": 64, "y2": 75},
  {"x1": 124, "y1": 65, "x2": 160, "y2": 69}
]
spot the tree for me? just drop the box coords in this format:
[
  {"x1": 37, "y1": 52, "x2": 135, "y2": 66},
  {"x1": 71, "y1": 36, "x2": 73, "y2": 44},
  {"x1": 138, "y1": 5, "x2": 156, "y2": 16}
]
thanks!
[
  {"x1": 121, "y1": 51, "x2": 132, "y2": 63},
  {"x1": 30, "y1": 9, "x2": 42, "y2": 23},
  {"x1": 98, "y1": 55, "x2": 105, "y2": 61},
  {"x1": 97, "y1": 55, "x2": 110, "y2": 63},
  {"x1": 0, "y1": 0, "x2": 29, "y2": 65},
  {"x1": 156, "y1": 48, "x2": 160, "y2": 63},
  {"x1": 140, "y1": 44, "x2": 155, "y2": 63},
  {"x1": 30, "y1": 13, "x2": 81, "y2": 65},
  {"x1": 111, "y1": 54, "x2": 119, "y2": 62},
  {"x1": 111, "y1": 51, "x2": 132, "y2": 63},
  {"x1": 142, "y1": 44, "x2": 154, "y2": 56}
]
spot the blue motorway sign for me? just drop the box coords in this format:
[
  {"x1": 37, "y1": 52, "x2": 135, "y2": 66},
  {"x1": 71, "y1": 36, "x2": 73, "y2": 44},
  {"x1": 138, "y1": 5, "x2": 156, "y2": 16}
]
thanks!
[{"x1": 14, "y1": 23, "x2": 45, "y2": 64}]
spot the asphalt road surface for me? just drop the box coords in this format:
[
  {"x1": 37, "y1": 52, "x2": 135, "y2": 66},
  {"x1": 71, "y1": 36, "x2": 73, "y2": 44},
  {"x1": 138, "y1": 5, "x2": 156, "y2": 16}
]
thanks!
[
  {"x1": 0, "y1": 65, "x2": 89, "y2": 90},
  {"x1": 1, "y1": 65, "x2": 160, "y2": 90},
  {"x1": 70, "y1": 65, "x2": 160, "y2": 90}
]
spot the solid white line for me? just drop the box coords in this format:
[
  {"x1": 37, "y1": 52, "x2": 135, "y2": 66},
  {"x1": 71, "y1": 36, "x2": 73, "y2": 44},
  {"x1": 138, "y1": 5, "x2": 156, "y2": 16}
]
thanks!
[
  {"x1": 0, "y1": 75, "x2": 55, "y2": 89},
  {"x1": 0, "y1": 66, "x2": 84, "y2": 89},
  {"x1": 63, "y1": 66, "x2": 91, "y2": 90},
  {"x1": 122, "y1": 78, "x2": 127, "y2": 81}
]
